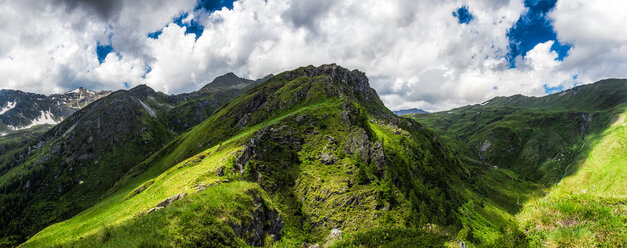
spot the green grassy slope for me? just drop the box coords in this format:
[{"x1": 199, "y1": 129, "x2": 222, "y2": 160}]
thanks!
[
  {"x1": 0, "y1": 88, "x2": 176, "y2": 246},
  {"x1": 0, "y1": 75, "x2": 260, "y2": 246},
  {"x1": 22, "y1": 64, "x2": 477, "y2": 247},
  {"x1": 409, "y1": 79, "x2": 627, "y2": 247},
  {"x1": 409, "y1": 80, "x2": 626, "y2": 185},
  {"x1": 517, "y1": 109, "x2": 627, "y2": 247}
]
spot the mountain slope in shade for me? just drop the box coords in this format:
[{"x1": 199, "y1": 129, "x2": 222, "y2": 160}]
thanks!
[
  {"x1": 0, "y1": 85, "x2": 176, "y2": 245},
  {"x1": 0, "y1": 88, "x2": 111, "y2": 134},
  {"x1": 166, "y1": 72, "x2": 263, "y2": 132},
  {"x1": 409, "y1": 79, "x2": 627, "y2": 184}
]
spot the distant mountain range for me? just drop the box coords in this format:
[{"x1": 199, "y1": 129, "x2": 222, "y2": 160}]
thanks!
[
  {"x1": 0, "y1": 88, "x2": 111, "y2": 135},
  {"x1": 393, "y1": 108, "x2": 428, "y2": 115}
]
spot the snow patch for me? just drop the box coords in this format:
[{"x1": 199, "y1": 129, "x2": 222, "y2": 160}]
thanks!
[
  {"x1": 0, "y1": 132, "x2": 7, "y2": 137},
  {"x1": 8, "y1": 110, "x2": 58, "y2": 130},
  {"x1": 139, "y1": 100, "x2": 156, "y2": 118},
  {"x1": 480, "y1": 100, "x2": 490, "y2": 105},
  {"x1": 0, "y1": 101, "x2": 16, "y2": 115}
]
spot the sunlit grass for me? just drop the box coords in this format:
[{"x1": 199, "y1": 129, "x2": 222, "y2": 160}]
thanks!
[{"x1": 517, "y1": 108, "x2": 627, "y2": 247}]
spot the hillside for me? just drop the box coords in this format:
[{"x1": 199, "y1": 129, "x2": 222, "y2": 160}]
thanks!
[
  {"x1": 409, "y1": 79, "x2": 626, "y2": 184},
  {"x1": 0, "y1": 73, "x2": 261, "y2": 246},
  {"x1": 0, "y1": 86, "x2": 175, "y2": 246},
  {"x1": 19, "y1": 64, "x2": 484, "y2": 247},
  {"x1": 165, "y1": 72, "x2": 262, "y2": 132},
  {"x1": 409, "y1": 79, "x2": 627, "y2": 246}
]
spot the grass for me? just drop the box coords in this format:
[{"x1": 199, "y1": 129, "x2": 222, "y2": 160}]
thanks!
[
  {"x1": 21, "y1": 139, "x2": 243, "y2": 247},
  {"x1": 408, "y1": 80, "x2": 627, "y2": 247},
  {"x1": 329, "y1": 227, "x2": 450, "y2": 248},
  {"x1": 20, "y1": 98, "x2": 342, "y2": 247},
  {"x1": 50, "y1": 181, "x2": 268, "y2": 248},
  {"x1": 516, "y1": 108, "x2": 627, "y2": 247}
]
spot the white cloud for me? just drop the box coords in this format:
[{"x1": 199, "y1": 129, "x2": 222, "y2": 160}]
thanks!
[
  {"x1": 0, "y1": 0, "x2": 626, "y2": 112},
  {"x1": 550, "y1": 0, "x2": 627, "y2": 83},
  {"x1": 0, "y1": 0, "x2": 194, "y2": 93}
]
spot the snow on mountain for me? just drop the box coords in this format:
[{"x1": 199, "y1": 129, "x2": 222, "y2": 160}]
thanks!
[{"x1": 0, "y1": 101, "x2": 16, "y2": 115}]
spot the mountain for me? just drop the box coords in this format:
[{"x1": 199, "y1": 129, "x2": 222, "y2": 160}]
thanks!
[
  {"x1": 166, "y1": 72, "x2": 262, "y2": 132},
  {"x1": 0, "y1": 73, "x2": 262, "y2": 246},
  {"x1": 393, "y1": 108, "x2": 428, "y2": 115},
  {"x1": 408, "y1": 79, "x2": 627, "y2": 247},
  {"x1": 408, "y1": 79, "x2": 626, "y2": 184},
  {"x1": 19, "y1": 64, "x2": 479, "y2": 247},
  {"x1": 0, "y1": 88, "x2": 111, "y2": 135},
  {"x1": 0, "y1": 85, "x2": 175, "y2": 245},
  {"x1": 3, "y1": 66, "x2": 625, "y2": 247}
]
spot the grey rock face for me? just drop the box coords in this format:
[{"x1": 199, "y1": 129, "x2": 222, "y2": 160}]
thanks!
[
  {"x1": 0, "y1": 88, "x2": 111, "y2": 132},
  {"x1": 370, "y1": 140, "x2": 386, "y2": 174},
  {"x1": 227, "y1": 188, "x2": 283, "y2": 247},
  {"x1": 156, "y1": 193, "x2": 187, "y2": 208}
]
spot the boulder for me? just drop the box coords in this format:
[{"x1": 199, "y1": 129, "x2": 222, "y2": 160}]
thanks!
[
  {"x1": 156, "y1": 193, "x2": 187, "y2": 208},
  {"x1": 323, "y1": 229, "x2": 343, "y2": 246}
]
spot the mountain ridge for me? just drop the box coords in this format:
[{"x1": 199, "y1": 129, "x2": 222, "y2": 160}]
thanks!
[
  {"x1": 19, "y1": 64, "x2": 474, "y2": 247},
  {"x1": 0, "y1": 88, "x2": 111, "y2": 135}
]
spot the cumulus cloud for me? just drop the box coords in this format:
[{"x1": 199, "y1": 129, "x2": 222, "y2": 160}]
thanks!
[
  {"x1": 55, "y1": 0, "x2": 125, "y2": 20},
  {"x1": 550, "y1": 0, "x2": 627, "y2": 82},
  {"x1": 0, "y1": 0, "x2": 626, "y2": 112}
]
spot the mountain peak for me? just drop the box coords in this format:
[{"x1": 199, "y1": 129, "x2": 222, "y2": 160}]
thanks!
[
  {"x1": 128, "y1": 84, "x2": 156, "y2": 98},
  {"x1": 200, "y1": 72, "x2": 256, "y2": 91},
  {"x1": 67, "y1": 87, "x2": 86, "y2": 94},
  {"x1": 280, "y1": 64, "x2": 372, "y2": 98}
]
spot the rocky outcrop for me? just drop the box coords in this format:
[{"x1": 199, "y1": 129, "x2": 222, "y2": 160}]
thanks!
[
  {"x1": 324, "y1": 229, "x2": 343, "y2": 246},
  {"x1": 236, "y1": 124, "x2": 303, "y2": 178},
  {"x1": 370, "y1": 140, "x2": 386, "y2": 174},
  {"x1": 283, "y1": 64, "x2": 371, "y2": 96},
  {"x1": 144, "y1": 193, "x2": 188, "y2": 214},
  {"x1": 230, "y1": 188, "x2": 283, "y2": 246}
]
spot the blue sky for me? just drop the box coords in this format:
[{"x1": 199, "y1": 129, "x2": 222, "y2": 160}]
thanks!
[
  {"x1": 506, "y1": 0, "x2": 571, "y2": 67},
  {"x1": 103, "y1": 0, "x2": 237, "y2": 62},
  {"x1": 453, "y1": 6, "x2": 473, "y2": 24},
  {"x1": 454, "y1": 0, "x2": 573, "y2": 94}
]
